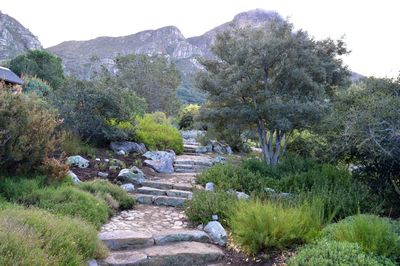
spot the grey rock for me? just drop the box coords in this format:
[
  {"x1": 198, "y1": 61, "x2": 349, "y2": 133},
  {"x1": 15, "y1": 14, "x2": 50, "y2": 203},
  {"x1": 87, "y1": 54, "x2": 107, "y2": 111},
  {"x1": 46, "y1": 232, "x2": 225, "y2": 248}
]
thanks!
[
  {"x1": 95, "y1": 158, "x2": 101, "y2": 162},
  {"x1": 213, "y1": 144, "x2": 224, "y2": 154},
  {"x1": 135, "y1": 194, "x2": 153, "y2": 204},
  {"x1": 87, "y1": 259, "x2": 98, "y2": 266},
  {"x1": 117, "y1": 167, "x2": 146, "y2": 185},
  {"x1": 154, "y1": 230, "x2": 211, "y2": 245},
  {"x1": 195, "y1": 146, "x2": 208, "y2": 153},
  {"x1": 206, "y1": 144, "x2": 213, "y2": 152},
  {"x1": 213, "y1": 156, "x2": 226, "y2": 165},
  {"x1": 225, "y1": 146, "x2": 233, "y2": 154},
  {"x1": 66, "y1": 155, "x2": 89, "y2": 168},
  {"x1": 153, "y1": 196, "x2": 186, "y2": 207},
  {"x1": 264, "y1": 187, "x2": 276, "y2": 194},
  {"x1": 116, "y1": 150, "x2": 126, "y2": 156},
  {"x1": 204, "y1": 221, "x2": 228, "y2": 246},
  {"x1": 110, "y1": 141, "x2": 147, "y2": 154},
  {"x1": 143, "y1": 151, "x2": 175, "y2": 174},
  {"x1": 97, "y1": 172, "x2": 109, "y2": 178},
  {"x1": 205, "y1": 182, "x2": 215, "y2": 191},
  {"x1": 212, "y1": 214, "x2": 219, "y2": 221},
  {"x1": 67, "y1": 170, "x2": 81, "y2": 184},
  {"x1": 120, "y1": 183, "x2": 135, "y2": 192},
  {"x1": 99, "y1": 231, "x2": 154, "y2": 250},
  {"x1": 180, "y1": 130, "x2": 205, "y2": 140},
  {"x1": 236, "y1": 191, "x2": 250, "y2": 200}
]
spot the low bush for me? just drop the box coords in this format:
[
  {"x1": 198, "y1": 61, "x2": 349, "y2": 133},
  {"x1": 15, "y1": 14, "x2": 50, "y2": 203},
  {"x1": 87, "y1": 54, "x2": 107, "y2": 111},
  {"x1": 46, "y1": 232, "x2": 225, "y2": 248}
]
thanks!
[
  {"x1": 185, "y1": 191, "x2": 236, "y2": 226},
  {"x1": 22, "y1": 75, "x2": 52, "y2": 97},
  {"x1": 178, "y1": 104, "x2": 200, "y2": 129},
  {"x1": 79, "y1": 180, "x2": 135, "y2": 210},
  {"x1": 61, "y1": 131, "x2": 96, "y2": 157},
  {"x1": 0, "y1": 208, "x2": 107, "y2": 266},
  {"x1": 0, "y1": 91, "x2": 60, "y2": 173},
  {"x1": 229, "y1": 199, "x2": 325, "y2": 254},
  {"x1": 321, "y1": 214, "x2": 400, "y2": 260},
  {"x1": 20, "y1": 186, "x2": 110, "y2": 228},
  {"x1": 288, "y1": 239, "x2": 395, "y2": 266},
  {"x1": 0, "y1": 176, "x2": 45, "y2": 202},
  {"x1": 196, "y1": 163, "x2": 277, "y2": 196},
  {"x1": 135, "y1": 113, "x2": 184, "y2": 154}
]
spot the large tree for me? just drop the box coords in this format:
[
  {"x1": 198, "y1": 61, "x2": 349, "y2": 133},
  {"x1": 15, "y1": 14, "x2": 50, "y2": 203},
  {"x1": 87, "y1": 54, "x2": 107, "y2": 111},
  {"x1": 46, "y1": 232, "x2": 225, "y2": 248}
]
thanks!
[
  {"x1": 115, "y1": 54, "x2": 181, "y2": 115},
  {"x1": 197, "y1": 17, "x2": 350, "y2": 165},
  {"x1": 9, "y1": 50, "x2": 64, "y2": 89}
]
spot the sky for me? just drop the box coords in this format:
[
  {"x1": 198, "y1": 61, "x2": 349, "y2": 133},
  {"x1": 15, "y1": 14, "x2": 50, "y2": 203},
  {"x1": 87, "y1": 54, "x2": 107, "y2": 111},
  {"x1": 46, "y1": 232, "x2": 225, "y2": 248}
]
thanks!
[{"x1": 1, "y1": 0, "x2": 399, "y2": 78}]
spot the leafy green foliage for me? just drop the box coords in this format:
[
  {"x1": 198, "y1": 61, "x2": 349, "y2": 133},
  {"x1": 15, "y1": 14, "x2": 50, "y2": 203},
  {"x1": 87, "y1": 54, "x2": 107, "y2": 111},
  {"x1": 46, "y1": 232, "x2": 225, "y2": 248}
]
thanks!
[
  {"x1": 197, "y1": 17, "x2": 350, "y2": 165},
  {"x1": 0, "y1": 176, "x2": 45, "y2": 202},
  {"x1": 79, "y1": 180, "x2": 135, "y2": 210},
  {"x1": 178, "y1": 104, "x2": 200, "y2": 129},
  {"x1": 9, "y1": 50, "x2": 64, "y2": 89},
  {"x1": 185, "y1": 191, "x2": 236, "y2": 227},
  {"x1": 0, "y1": 91, "x2": 60, "y2": 173},
  {"x1": 49, "y1": 77, "x2": 146, "y2": 144},
  {"x1": 321, "y1": 215, "x2": 400, "y2": 260},
  {"x1": 230, "y1": 199, "x2": 325, "y2": 254},
  {"x1": 16, "y1": 186, "x2": 110, "y2": 228},
  {"x1": 61, "y1": 131, "x2": 97, "y2": 157},
  {"x1": 288, "y1": 239, "x2": 396, "y2": 266},
  {"x1": 115, "y1": 54, "x2": 181, "y2": 115},
  {"x1": 22, "y1": 75, "x2": 52, "y2": 96},
  {"x1": 135, "y1": 113, "x2": 184, "y2": 154},
  {"x1": 0, "y1": 208, "x2": 108, "y2": 266}
]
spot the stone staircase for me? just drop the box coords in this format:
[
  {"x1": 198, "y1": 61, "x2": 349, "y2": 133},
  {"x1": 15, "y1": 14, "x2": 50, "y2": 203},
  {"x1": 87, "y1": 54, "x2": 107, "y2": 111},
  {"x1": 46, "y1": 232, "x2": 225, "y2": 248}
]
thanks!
[
  {"x1": 98, "y1": 230, "x2": 224, "y2": 265},
  {"x1": 97, "y1": 136, "x2": 224, "y2": 265}
]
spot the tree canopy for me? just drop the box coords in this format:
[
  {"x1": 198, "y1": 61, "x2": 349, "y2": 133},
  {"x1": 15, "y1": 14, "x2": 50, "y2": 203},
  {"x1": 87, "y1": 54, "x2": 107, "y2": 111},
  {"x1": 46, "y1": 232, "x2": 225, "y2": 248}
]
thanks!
[
  {"x1": 197, "y1": 17, "x2": 350, "y2": 165},
  {"x1": 115, "y1": 54, "x2": 181, "y2": 115},
  {"x1": 9, "y1": 50, "x2": 65, "y2": 89}
]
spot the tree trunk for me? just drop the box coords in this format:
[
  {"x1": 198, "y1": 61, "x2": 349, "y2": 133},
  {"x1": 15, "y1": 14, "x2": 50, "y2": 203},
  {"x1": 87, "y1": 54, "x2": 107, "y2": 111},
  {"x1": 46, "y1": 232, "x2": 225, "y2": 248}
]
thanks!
[
  {"x1": 257, "y1": 119, "x2": 271, "y2": 164},
  {"x1": 271, "y1": 131, "x2": 282, "y2": 166}
]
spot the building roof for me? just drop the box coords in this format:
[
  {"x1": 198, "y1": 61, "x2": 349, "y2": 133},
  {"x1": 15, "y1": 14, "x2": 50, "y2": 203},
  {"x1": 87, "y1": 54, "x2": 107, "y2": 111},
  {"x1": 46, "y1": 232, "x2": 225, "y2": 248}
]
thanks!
[{"x1": 0, "y1": 66, "x2": 23, "y2": 85}]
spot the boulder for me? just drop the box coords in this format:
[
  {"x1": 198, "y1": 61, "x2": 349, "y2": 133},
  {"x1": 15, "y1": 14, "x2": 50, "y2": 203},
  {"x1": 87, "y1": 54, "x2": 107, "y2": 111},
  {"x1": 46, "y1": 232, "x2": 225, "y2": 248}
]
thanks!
[
  {"x1": 66, "y1": 155, "x2": 89, "y2": 168},
  {"x1": 120, "y1": 183, "x2": 135, "y2": 193},
  {"x1": 143, "y1": 151, "x2": 175, "y2": 174},
  {"x1": 236, "y1": 191, "x2": 250, "y2": 200},
  {"x1": 212, "y1": 156, "x2": 226, "y2": 165},
  {"x1": 117, "y1": 166, "x2": 146, "y2": 185},
  {"x1": 97, "y1": 172, "x2": 109, "y2": 178},
  {"x1": 204, "y1": 221, "x2": 227, "y2": 246},
  {"x1": 205, "y1": 182, "x2": 215, "y2": 191},
  {"x1": 67, "y1": 170, "x2": 81, "y2": 184},
  {"x1": 116, "y1": 150, "x2": 126, "y2": 156},
  {"x1": 195, "y1": 146, "x2": 208, "y2": 153},
  {"x1": 110, "y1": 141, "x2": 147, "y2": 154}
]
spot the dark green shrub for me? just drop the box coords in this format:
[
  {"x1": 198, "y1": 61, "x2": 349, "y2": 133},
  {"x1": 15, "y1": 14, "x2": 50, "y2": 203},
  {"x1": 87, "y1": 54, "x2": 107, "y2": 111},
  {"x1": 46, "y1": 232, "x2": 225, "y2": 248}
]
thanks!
[
  {"x1": 321, "y1": 214, "x2": 400, "y2": 260},
  {"x1": 185, "y1": 191, "x2": 236, "y2": 226},
  {"x1": 288, "y1": 239, "x2": 396, "y2": 266},
  {"x1": 50, "y1": 78, "x2": 146, "y2": 144},
  {"x1": 281, "y1": 165, "x2": 381, "y2": 220},
  {"x1": 0, "y1": 91, "x2": 60, "y2": 173},
  {"x1": 61, "y1": 131, "x2": 96, "y2": 157},
  {"x1": 178, "y1": 104, "x2": 200, "y2": 129},
  {"x1": 79, "y1": 180, "x2": 135, "y2": 210},
  {"x1": 20, "y1": 186, "x2": 109, "y2": 228},
  {"x1": 135, "y1": 113, "x2": 184, "y2": 154},
  {"x1": 0, "y1": 208, "x2": 108, "y2": 266},
  {"x1": 0, "y1": 176, "x2": 46, "y2": 202},
  {"x1": 22, "y1": 75, "x2": 52, "y2": 96},
  {"x1": 9, "y1": 50, "x2": 65, "y2": 89},
  {"x1": 230, "y1": 199, "x2": 325, "y2": 254},
  {"x1": 196, "y1": 163, "x2": 277, "y2": 196}
]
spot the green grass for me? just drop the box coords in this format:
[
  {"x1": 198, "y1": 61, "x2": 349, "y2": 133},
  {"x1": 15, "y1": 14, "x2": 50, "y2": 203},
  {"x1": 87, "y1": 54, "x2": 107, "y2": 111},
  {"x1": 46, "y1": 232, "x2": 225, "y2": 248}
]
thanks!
[
  {"x1": 19, "y1": 186, "x2": 110, "y2": 228},
  {"x1": 321, "y1": 214, "x2": 400, "y2": 260},
  {"x1": 288, "y1": 239, "x2": 396, "y2": 266},
  {"x1": 79, "y1": 179, "x2": 135, "y2": 210},
  {"x1": 229, "y1": 198, "x2": 326, "y2": 254},
  {"x1": 185, "y1": 190, "x2": 236, "y2": 226},
  {"x1": 0, "y1": 207, "x2": 108, "y2": 266}
]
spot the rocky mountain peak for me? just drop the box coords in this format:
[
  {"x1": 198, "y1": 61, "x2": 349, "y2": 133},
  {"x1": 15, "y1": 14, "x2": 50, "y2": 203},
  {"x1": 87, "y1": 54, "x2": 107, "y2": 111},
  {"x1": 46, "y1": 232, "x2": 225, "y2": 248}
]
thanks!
[
  {"x1": 0, "y1": 11, "x2": 42, "y2": 61},
  {"x1": 232, "y1": 9, "x2": 280, "y2": 27}
]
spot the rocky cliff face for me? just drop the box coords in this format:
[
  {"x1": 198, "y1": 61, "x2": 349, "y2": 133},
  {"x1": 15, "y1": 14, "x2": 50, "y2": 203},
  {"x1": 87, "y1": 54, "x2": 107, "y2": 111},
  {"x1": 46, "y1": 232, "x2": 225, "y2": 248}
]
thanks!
[
  {"x1": 0, "y1": 11, "x2": 42, "y2": 61},
  {"x1": 47, "y1": 9, "x2": 279, "y2": 103}
]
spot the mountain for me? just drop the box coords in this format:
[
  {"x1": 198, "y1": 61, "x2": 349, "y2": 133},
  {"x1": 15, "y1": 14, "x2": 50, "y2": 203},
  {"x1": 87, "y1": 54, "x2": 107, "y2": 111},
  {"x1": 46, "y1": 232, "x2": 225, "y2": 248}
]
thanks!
[
  {"x1": 47, "y1": 9, "x2": 279, "y2": 103},
  {"x1": 0, "y1": 11, "x2": 42, "y2": 61}
]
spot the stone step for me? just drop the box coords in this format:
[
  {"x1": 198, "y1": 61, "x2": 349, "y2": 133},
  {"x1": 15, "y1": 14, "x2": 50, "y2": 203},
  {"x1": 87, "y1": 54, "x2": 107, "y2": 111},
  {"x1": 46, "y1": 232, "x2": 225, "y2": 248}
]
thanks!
[
  {"x1": 99, "y1": 230, "x2": 211, "y2": 251},
  {"x1": 141, "y1": 181, "x2": 192, "y2": 191},
  {"x1": 98, "y1": 241, "x2": 224, "y2": 266},
  {"x1": 134, "y1": 194, "x2": 188, "y2": 207},
  {"x1": 174, "y1": 167, "x2": 201, "y2": 173},
  {"x1": 174, "y1": 160, "x2": 213, "y2": 167},
  {"x1": 173, "y1": 163, "x2": 195, "y2": 169},
  {"x1": 136, "y1": 187, "x2": 193, "y2": 198}
]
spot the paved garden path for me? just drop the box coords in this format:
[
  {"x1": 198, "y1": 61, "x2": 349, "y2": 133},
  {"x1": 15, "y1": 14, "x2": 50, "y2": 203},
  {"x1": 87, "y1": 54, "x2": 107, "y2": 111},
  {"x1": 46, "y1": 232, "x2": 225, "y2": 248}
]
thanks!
[{"x1": 97, "y1": 141, "x2": 225, "y2": 266}]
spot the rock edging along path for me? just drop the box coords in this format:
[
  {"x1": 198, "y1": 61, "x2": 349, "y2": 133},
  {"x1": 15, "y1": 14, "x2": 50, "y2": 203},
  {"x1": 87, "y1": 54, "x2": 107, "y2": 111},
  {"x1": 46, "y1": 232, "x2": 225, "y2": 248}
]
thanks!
[{"x1": 98, "y1": 142, "x2": 224, "y2": 266}]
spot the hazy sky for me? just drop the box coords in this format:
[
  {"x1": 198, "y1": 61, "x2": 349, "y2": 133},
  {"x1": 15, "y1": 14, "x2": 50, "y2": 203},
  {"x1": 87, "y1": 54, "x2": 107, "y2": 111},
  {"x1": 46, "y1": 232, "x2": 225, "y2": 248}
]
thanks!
[{"x1": 1, "y1": 0, "x2": 399, "y2": 77}]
